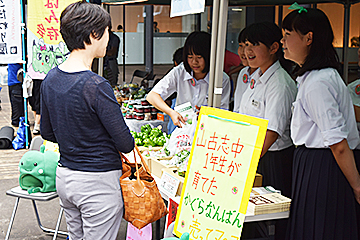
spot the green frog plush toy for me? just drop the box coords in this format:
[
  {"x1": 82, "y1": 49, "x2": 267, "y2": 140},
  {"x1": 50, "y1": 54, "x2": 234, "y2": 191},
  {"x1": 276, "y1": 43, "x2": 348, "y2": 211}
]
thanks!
[{"x1": 19, "y1": 145, "x2": 59, "y2": 194}]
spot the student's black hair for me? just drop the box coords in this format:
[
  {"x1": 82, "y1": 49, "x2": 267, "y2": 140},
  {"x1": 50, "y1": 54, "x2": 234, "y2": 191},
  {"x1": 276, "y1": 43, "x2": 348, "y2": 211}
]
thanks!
[
  {"x1": 60, "y1": 0, "x2": 111, "y2": 52},
  {"x1": 237, "y1": 28, "x2": 246, "y2": 44},
  {"x1": 183, "y1": 31, "x2": 211, "y2": 74},
  {"x1": 282, "y1": 8, "x2": 340, "y2": 76},
  {"x1": 173, "y1": 47, "x2": 184, "y2": 66},
  {"x1": 243, "y1": 22, "x2": 293, "y2": 74}
]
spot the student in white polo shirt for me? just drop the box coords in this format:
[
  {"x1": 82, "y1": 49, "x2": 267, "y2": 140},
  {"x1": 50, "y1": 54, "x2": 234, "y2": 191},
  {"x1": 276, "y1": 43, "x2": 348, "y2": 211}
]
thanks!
[
  {"x1": 238, "y1": 22, "x2": 297, "y2": 240},
  {"x1": 233, "y1": 27, "x2": 259, "y2": 113},
  {"x1": 282, "y1": 6, "x2": 360, "y2": 240},
  {"x1": 239, "y1": 22, "x2": 297, "y2": 200},
  {"x1": 147, "y1": 31, "x2": 230, "y2": 127},
  {"x1": 347, "y1": 77, "x2": 360, "y2": 238}
]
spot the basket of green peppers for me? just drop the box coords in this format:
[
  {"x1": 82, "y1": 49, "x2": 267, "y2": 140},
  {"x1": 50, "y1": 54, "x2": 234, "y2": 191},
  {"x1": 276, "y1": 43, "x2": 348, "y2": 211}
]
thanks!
[{"x1": 131, "y1": 124, "x2": 170, "y2": 147}]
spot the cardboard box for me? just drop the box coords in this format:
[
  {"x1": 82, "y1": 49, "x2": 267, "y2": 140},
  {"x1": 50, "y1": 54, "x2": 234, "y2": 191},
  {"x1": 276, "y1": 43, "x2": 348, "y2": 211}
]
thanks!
[
  {"x1": 161, "y1": 168, "x2": 185, "y2": 197},
  {"x1": 150, "y1": 158, "x2": 177, "y2": 178},
  {"x1": 137, "y1": 146, "x2": 163, "y2": 153},
  {"x1": 253, "y1": 173, "x2": 263, "y2": 187}
]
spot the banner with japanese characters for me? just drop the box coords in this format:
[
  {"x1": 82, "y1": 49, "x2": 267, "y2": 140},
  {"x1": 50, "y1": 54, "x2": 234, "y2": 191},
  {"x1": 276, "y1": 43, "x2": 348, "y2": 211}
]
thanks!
[
  {"x1": 27, "y1": 0, "x2": 75, "y2": 80},
  {"x1": 0, "y1": 0, "x2": 23, "y2": 64},
  {"x1": 174, "y1": 107, "x2": 268, "y2": 239}
]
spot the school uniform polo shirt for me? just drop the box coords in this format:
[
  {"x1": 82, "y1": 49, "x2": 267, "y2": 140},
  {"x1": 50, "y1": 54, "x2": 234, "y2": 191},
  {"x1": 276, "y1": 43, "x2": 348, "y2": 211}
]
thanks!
[
  {"x1": 347, "y1": 79, "x2": 360, "y2": 149},
  {"x1": 239, "y1": 61, "x2": 297, "y2": 151},
  {"x1": 151, "y1": 63, "x2": 230, "y2": 110},
  {"x1": 233, "y1": 67, "x2": 259, "y2": 113},
  {"x1": 291, "y1": 68, "x2": 359, "y2": 149}
]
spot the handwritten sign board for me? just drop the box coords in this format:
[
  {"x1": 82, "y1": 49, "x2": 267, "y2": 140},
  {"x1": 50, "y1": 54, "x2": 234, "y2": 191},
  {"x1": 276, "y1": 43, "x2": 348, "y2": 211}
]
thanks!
[
  {"x1": 27, "y1": 0, "x2": 75, "y2": 80},
  {"x1": 173, "y1": 107, "x2": 268, "y2": 239},
  {"x1": 158, "y1": 171, "x2": 181, "y2": 198},
  {"x1": 0, "y1": 0, "x2": 23, "y2": 64},
  {"x1": 170, "y1": 0, "x2": 205, "y2": 18}
]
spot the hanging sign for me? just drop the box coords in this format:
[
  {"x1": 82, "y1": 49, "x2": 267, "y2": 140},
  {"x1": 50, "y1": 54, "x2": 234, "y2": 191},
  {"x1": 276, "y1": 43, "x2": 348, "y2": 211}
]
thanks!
[
  {"x1": 170, "y1": 0, "x2": 205, "y2": 18},
  {"x1": 27, "y1": 0, "x2": 76, "y2": 80},
  {"x1": 173, "y1": 107, "x2": 268, "y2": 239},
  {"x1": 0, "y1": 0, "x2": 23, "y2": 64}
]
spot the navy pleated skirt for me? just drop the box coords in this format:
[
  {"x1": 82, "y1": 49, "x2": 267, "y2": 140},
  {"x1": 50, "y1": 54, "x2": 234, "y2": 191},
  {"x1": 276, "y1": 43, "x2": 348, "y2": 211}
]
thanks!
[
  {"x1": 257, "y1": 146, "x2": 294, "y2": 240},
  {"x1": 286, "y1": 146, "x2": 358, "y2": 240},
  {"x1": 257, "y1": 145, "x2": 294, "y2": 198},
  {"x1": 351, "y1": 149, "x2": 360, "y2": 239}
]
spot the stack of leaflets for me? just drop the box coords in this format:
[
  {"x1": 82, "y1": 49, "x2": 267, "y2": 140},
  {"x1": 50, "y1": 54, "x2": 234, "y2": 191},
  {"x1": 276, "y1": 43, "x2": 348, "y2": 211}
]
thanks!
[{"x1": 248, "y1": 187, "x2": 291, "y2": 215}]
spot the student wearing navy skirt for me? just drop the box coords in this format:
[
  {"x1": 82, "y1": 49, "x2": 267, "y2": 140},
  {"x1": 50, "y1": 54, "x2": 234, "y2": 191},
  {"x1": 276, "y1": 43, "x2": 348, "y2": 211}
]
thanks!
[
  {"x1": 281, "y1": 5, "x2": 360, "y2": 240},
  {"x1": 347, "y1": 76, "x2": 360, "y2": 238},
  {"x1": 239, "y1": 22, "x2": 296, "y2": 199}
]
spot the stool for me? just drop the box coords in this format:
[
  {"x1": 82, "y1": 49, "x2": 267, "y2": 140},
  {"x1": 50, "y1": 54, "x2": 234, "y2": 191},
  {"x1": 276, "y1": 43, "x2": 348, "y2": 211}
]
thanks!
[{"x1": 5, "y1": 186, "x2": 67, "y2": 240}]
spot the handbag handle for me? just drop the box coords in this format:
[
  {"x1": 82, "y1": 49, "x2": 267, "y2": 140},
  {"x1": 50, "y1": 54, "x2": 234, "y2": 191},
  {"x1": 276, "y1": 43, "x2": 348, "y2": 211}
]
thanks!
[{"x1": 120, "y1": 144, "x2": 151, "y2": 175}]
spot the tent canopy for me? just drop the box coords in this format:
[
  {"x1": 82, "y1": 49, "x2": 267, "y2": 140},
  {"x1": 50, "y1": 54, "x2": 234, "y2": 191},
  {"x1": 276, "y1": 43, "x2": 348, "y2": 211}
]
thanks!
[{"x1": 102, "y1": 0, "x2": 360, "y2": 5}]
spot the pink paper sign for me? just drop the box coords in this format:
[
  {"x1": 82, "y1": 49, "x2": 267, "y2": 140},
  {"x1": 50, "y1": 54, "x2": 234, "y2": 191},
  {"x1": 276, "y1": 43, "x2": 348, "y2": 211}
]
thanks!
[{"x1": 126, "y1": 222, "x2": 152, "y2": 240}]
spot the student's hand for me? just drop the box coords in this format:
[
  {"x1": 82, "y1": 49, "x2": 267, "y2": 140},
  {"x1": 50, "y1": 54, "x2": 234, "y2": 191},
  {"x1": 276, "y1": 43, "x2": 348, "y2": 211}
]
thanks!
[
  {"x1": 195, "y1": 105, "x2": 201, "y2": 115},
  {"x1": 169, "y1": 110, "x2": 185, "y2": 128}
]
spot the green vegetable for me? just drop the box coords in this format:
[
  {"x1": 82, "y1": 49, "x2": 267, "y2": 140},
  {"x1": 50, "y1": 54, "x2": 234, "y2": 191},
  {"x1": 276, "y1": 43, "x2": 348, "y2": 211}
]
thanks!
[
  {"x1": 135, "y1": 138, "x2": 143, "y2": 146},
  {"x1": 164, "y1": 148, "x2": 170, "y2": 156},
  {"x1": 141, "y1": 124, "x2": 152, "y2": 133},
  {"x1": 150, "y1": 128, "x2": 162, "y2": 137},
  {"x1": 130, "y1": 131, "x2": 138, "y2": 138},
  {"x1": 143, "y1": 138, "x2": 155, "y2": 147}
]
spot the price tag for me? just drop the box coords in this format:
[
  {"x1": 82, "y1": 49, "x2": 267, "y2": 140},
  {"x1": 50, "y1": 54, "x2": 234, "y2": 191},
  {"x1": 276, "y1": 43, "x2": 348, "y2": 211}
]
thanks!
[{"x1": 158, "y1": 171, "x2": 181, "y2": 198}]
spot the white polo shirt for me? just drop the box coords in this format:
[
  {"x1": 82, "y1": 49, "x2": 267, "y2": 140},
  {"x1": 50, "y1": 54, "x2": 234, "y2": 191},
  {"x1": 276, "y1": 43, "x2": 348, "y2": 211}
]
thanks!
[
  {"x1": 291, "y1": 68, "x2": 359, "y2": 149},
  {"x1": 233, "y1": 66, "x2": 259, "y2": 113},
  {"x1": 347, "y1": 79, "x2": 360, "y2": 149},
  {"x1": 239, "y1": 61, "x2": 297, "y2": 151},
  {"x1": 151, "y1": 63, "x2": 230, "y2": 110}
]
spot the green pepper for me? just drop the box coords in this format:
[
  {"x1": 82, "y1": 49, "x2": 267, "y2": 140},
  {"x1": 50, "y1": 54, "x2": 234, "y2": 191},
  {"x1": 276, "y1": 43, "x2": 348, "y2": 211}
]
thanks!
[
  {"x1": 135, "y1": 138, "x2": 143, "y2": 146},
  {"x1": 141, "y1": 124, "x2": 152, "y2": 134},
  {"x1": 143, "y1": 138, "x2": 155, "y2": 147},
  {"x1": 130, "y1": 131, "x2": 138, "y2": 138},
  {"x1": 150, "y1": 128, "x2": 162, "y2": 137}
]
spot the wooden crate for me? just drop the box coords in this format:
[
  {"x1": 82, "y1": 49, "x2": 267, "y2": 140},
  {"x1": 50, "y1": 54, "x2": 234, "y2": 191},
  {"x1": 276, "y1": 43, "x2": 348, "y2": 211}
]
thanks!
[
  {"x1": 137, "y1": 146, "x2": 163, "y2": 153},
  {"x1": 150, "y1": 158, "x2": 177, "y2": 178},
  {"x1": 161, "y1": 168, "x2": 185, "y2": 197},
  {"x1": 253, "y1": 173, "x2": 263, "y2": 187}
]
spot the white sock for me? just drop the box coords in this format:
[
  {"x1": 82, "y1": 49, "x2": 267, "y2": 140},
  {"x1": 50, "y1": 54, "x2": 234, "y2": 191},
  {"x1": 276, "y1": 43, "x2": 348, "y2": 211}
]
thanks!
[{"x1": 34, "y1": 123, "x2": 40, "y2": 131}]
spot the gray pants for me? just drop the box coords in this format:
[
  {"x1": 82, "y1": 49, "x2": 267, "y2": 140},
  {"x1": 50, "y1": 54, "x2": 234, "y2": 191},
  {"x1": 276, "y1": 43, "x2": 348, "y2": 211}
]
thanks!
[{"x1": 56, "y1": 167, "x2": 123, "y2": 240}]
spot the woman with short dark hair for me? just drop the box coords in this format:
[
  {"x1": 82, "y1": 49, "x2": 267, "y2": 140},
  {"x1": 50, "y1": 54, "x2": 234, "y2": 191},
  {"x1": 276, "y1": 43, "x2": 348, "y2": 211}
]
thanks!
[{"x1": 40, "y1": 1, "x2": 134, "y2": 239}]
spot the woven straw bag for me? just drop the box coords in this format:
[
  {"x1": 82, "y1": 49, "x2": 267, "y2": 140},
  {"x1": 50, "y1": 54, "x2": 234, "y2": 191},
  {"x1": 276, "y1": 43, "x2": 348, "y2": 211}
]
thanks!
[{"x1": 120, "y1": 145, "x2": 168, "y2": 229}]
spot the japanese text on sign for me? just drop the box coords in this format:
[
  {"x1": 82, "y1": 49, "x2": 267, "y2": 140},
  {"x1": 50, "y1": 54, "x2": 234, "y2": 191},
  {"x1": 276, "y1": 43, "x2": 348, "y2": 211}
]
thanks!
[{"x1": 174, "y1": 107, "x2": 268, "y2": 239}]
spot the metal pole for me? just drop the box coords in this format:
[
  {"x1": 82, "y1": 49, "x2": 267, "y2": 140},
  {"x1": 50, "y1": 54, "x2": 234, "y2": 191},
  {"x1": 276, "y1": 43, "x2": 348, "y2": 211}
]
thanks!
[
  {"x1": 144, "y1": 5, "x2": 153, "y2": 73},
  {"x1": 20, "y1": 0, "x2": 28, "y2": 148},
  {"x1": 212, "y1": 0, "x2": 228, "y2": 108},
  {"x1": 208, "y1": 0, "x2": 220, "y2": 107},
  {"x1": 123, "y1": 5, "x2": 126, "y2": 83},
  {"x1": 278, "y1": 5, "x2": 283, "y2": 27},
  {"x1": 342, "y1": 1, "x2": 350, "y2": 84},
  {"x1": 195, "y1": 13, "x2": 201, "y2": 31}
]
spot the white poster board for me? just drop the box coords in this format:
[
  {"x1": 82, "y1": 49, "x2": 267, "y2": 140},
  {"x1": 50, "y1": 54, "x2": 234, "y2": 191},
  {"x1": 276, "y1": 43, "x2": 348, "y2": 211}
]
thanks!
[
  {"x1": 170, "y1": 0, "x2": 205, "y2": 18},
  {"x1": 0, "y1": 0, "x2": 23, "y2": 64}
]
